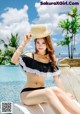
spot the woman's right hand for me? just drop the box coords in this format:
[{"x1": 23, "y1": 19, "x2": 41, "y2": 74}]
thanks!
[{"x1": 24, "y1": 33, "x2": 31, "y2": 44}]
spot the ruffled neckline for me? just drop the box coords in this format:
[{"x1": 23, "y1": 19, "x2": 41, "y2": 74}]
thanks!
[
  {"x1": 24, "y1": 55, "x2": 51, "y2": 65},
  {"x1": 19, "y1": 54, "x2": 60, "y2": 76}
]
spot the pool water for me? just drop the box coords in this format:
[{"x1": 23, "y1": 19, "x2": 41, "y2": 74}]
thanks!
[
  {"x1": 0, "y1": 65, "x2": 56, "y2": 103},
  {"x1": 0, "y1": 65, "x2": 26, "y2": 103},
  {"x1": 0, "y1": 65, "x2": 26, "y2": 82},
  {"x1": 0, "y1": 81, "x2": 25, "y2": 103}
]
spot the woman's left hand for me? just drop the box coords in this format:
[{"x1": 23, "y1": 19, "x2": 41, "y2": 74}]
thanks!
[{"x1": 66, "y1": 92, "x2": 76, "y2": 100}]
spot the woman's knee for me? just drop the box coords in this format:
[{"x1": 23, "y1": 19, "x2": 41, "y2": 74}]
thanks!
[
  {"x1": 51, "y1": 87, "x2": 67, "y2": 102},
  {"x1": 51, "y1": 86, "x2": 63, "y2": 93},
  {"x1": 50, "y1": 87, "x2": 64, "y2": 97},
  {"x1": 44, "y1": 88, "x2": 53, "y2": 95},
  {"x1": 44, "y1": 88, "x2": 57, "y2": 100}
]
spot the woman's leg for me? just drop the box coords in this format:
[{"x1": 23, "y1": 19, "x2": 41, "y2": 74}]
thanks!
[
  {"x1": 20, "y1": 88, "x2": 69, "y2": 114},
  {"x1": 51, "y1": 87, "x2": 80, "y2": 114}
]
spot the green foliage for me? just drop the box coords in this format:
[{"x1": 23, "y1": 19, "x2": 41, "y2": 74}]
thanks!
[
  {"x1": 57, "y1": 6, "x2": 80, "y2": 59},
  {"x1": 0, "y1": 49, "x2": 2, "y2": 55},
  {"x1": 8, "y1": 33, "x2": 19, "y2": 48},
  {"x1": 0, "y1": 33, "x2": 20, "y2": 65},
  {"x1": 57, "y1": 35, "x2": 70, "y2": 46},
  {"x1": 58, "y1": 19, "x2": 71, "y2": 32}
]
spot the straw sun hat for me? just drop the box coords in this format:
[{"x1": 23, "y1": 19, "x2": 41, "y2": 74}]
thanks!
[{"x1": 31, "y1": 25, "x2": 51, "y2": 38}]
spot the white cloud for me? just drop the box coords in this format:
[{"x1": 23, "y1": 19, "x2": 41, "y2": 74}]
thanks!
[
  {"x1": 0, "y1": 1, "x2": 80, "y2": 54},
  {"x1": 75, "y1": 34, "x2": 80, "y2": 45},
  {"x1": 0, "y1": 5, "x2": 31, "y2": 44},
  {"x1": 34, "y1": 0, "x2": 80, "y2": 36},
  {"x1": 34, "y1": 0, "x2": 80, "y2": 54},
  {"x1": 51, "y1": 37, "x2": 58, "y2": 41},
  {"x1": 1, "y1": 5, "x2": 28, "y2": 25}
]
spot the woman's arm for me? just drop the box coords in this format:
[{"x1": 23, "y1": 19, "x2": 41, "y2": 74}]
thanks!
[
  {"x1": 53, "y1": 55, "x2": 76, "y2": 99},
  {"x1": 54, "y1": 76, "x2": 65, "y2": 91},
  {"x1": 11, "y1": 33, "x2": 31, "y2": 64},
  {"x1": 53, "y1": 54, "x2": 65, "y2": 91},
  {"x1": 54, "y1": 75, "x2": 76, "y2": 100}
]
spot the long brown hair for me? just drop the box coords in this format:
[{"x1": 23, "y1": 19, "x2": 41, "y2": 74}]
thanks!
[{"x1": 34, "y1": 35, "x2": 56, "y2": 69}]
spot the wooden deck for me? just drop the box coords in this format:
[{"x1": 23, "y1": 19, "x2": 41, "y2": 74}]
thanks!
[{"x1": 60, "y1": 67, "x2": 80, "y2": 103}]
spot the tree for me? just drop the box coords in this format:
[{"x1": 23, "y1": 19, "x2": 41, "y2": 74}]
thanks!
[
  {"x1": 68, "y1": 7, "x2": 80, "y2": 58},
  {"x1": 57, "y1": 35, "x2": 70, "y2": 58},
  {"x1": 58, "y1": 19, "x2": 71, "y2": 58},
  {"x1": 0, "y1": 33, "x2": 20, "y2": 65},
  {"x1": 57, "y1": 7, "x2": 80, "y2": 59},
  {"x1": 8, "y1": 33, "x2": 19, "y2": 48}
]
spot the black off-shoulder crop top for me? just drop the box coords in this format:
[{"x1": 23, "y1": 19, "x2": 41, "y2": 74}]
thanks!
[{"x1": 19, "y1": 53, "x2": 60, "y2": 77}]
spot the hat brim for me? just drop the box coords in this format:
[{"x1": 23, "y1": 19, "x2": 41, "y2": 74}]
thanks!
[{"x1": 31, "y1": 30, "x2": 51, "y2": 39}]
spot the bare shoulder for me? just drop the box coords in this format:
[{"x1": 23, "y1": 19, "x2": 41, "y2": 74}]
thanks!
[{"x1": 25, "y1": 52, "x2": 33, "y2": 58}]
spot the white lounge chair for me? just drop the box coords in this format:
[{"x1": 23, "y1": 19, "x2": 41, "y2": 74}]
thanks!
[
  {"x1": 11, "y1": 99, "x2": 80, "y2": 114},
  {"x1": 13, "y1": 102, "x2": 58, "y2": 114}
]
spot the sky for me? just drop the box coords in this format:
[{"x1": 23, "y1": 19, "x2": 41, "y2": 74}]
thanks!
[{"x1": 0, "y1": 0, "x2": 80, "y2": 57}]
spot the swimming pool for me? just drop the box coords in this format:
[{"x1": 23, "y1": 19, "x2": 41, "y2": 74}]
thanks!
[{"x1": 0, "y1": 65, "x2": 56, "y2": 103}]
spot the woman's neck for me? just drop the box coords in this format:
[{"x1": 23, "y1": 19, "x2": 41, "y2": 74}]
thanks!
[{"x1": 37, "y1": 51, "x2": 46, "y2": 56}]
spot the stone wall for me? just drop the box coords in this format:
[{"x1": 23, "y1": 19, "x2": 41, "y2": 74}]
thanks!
[{"x1": 60, "y1": 58, "x2": 80, "y2": 67}]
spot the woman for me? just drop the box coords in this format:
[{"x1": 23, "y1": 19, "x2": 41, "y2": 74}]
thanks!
[{"x1": 11, "y1": 25, "x2": 80, "y2": 114}]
